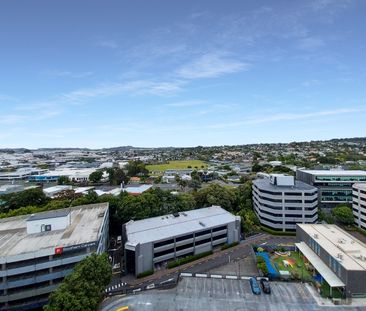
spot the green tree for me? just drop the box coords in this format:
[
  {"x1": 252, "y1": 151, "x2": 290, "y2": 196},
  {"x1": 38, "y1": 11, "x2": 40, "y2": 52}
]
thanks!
[
  {"x1": 125, "y1": 160, "x2": 149, "y2": 177},
  {"x1": 89, "y1": 170, "x2": 103, "y2": 183},
  {"x1": 1, "y1": 188, "x2": 49, "y2": 211},
  {"x1": 332, "y1": 205, "x2": 354, "y2": 226},
  {"x1": 107, "y1": 168, "x2": 129, "y2": 186},
  {"x1": 251, "y1": 163, "x2": 263, "y2": 173},
  {"x1": 44, "y1": 253, "x2": 112, "y2": 311},
  {"x1": 58, "y1": 176, "x2": 71, "y2": 185},
  {"x1": 194, "y1": 184, "x2": 236, "y2": 212}
]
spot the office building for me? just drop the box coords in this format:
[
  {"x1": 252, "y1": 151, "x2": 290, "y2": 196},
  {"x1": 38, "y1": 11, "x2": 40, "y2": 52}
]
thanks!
[
  {"x1": 296, "y1": 170, "x2": 366, "y2": 208},
  {"x1": 122, "y1": 206, "x2": 240, "y2": 276},
  {"x1": 0, "y1": 203, "x2": 109, "y2": 310},
  {"x1": 296, "y1": 224, "x2": 366, "y2": 298},
  {"x1": 352, "y1": 183, "x2": 366, "y2": 230},
  {"x1": 253, "y1": 174, "x2": 318, "y2": 232}
]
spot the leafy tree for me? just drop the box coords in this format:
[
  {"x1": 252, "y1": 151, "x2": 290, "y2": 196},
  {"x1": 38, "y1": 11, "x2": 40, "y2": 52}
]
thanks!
[
  {"x1": 238, "y1": 209, "x2": 260, "y2": 235},
  {"x1": 44, "y1": 253, "x2": 112, "y2": 311},
  {"x1": 251, "y1": 163, "x2": 263, "y2": 173},
  {"x1": 107, "y1": 168, "x2": 129, "y2": 186},
  {"x1": 89, "y1": 170, "x2": 103, "y2": 183},
  {"x1": 125, "y1": 160, "x2": 148, "y2": 177},
  {"x1": 194, "y1": 184, "x2": 236, "y2": 212},
  {"x1": 0, "y1": 188, "x2": 49, "y2": 211},
  {"x1": 332, "y1": 205, "x2": 354, "y2": 226},
  {"x1": 58, "y1": 176, "x2": 71, "y2": 185}
]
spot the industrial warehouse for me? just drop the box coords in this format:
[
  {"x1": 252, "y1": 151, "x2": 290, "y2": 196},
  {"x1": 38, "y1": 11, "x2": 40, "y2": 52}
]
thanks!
[
  {"x1": 0, "y1": 203, "x2": 109, "y2": 310},
  {"x1": 122, "y1": 206, "x2": 241, "y2": 276}
]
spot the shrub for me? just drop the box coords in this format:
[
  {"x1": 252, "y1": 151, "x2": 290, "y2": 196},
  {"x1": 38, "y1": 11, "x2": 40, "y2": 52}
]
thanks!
[
  {"x1": 221, "y1": 241, "x2": 239, "y2": 250},
  {"x1": 167, "y1": 251, "x2": 213, "y2": 269},
  {"x1": 137, "y1": 270, "x2": 154, "y2": 279},
  {"x1": 260, "y1": 226, "x2": 296, "y2": 236}
]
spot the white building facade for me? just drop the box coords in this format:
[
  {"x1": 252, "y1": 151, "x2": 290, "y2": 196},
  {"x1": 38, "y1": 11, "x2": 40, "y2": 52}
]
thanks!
[
  {"x1": 253, "y1": 174, "x2": 318, "y2": 232},
  {"x1": 352, "y1": 183, "x2": 366, "y2": 230}
]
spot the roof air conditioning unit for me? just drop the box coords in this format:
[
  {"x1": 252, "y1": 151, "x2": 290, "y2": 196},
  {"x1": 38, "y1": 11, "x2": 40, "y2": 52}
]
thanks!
[{"x1": 338, "y1": 253, "x2": 343, "y2": 260}]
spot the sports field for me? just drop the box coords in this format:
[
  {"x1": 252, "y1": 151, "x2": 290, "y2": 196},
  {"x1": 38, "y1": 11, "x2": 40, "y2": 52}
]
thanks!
[{"x1": 146, "y1": 160, "x2": 207, "y2": 173}]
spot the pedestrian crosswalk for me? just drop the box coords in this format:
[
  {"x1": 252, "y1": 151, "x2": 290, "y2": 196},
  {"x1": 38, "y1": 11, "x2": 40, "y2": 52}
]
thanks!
[{"x1": 105, "y1": 281, "x2": 128, "y2": 293}]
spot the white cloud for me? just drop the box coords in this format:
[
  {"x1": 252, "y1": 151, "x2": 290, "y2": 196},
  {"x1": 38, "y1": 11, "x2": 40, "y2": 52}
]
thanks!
[
  {"x1": 297, "y1": 37, "x2": 325, "y2": 51},
  {"x1": 177, "y1": 53, "x2": 249, "y2": 79},
  {"x1": 166, "y1": 100, "x2": 206, "y2": 107},
  {"x1": 45, "y1": 70, "x2": 93, "y2": 78},
  {"x1": 97, "y1": 40, "x2": 118, "y2": 49}
]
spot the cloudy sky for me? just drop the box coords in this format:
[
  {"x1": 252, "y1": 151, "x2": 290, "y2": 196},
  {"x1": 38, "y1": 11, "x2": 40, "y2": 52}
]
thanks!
[{"x1": 0, "y1": 0, "x2": 365, "y2": 148}]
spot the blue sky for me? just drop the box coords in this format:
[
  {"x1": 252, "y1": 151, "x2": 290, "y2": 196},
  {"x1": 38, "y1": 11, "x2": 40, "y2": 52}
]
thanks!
[{"x1": 0, "y1": 0, "x2": 365, "y2": 148}]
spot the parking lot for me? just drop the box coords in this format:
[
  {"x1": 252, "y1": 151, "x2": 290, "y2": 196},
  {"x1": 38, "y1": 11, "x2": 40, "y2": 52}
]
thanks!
[{"x1": 101, "y1": 277, "x2": 365, "y2": 311}]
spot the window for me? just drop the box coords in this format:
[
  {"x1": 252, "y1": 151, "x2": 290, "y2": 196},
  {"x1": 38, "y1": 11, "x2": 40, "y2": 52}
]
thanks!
[
  {"x1": 195, "y1": 237, "x2": 211, "y2": 246},
  {"x1": 212, "y1": 226, "x2": 227, "y2": 232},
  {"x1": 154, "y1": 239, "x2": 174, "y2": 248},
  {"x1": 154, "y1": 248, "x2": 174, "y2": 258},
  {"x1": 285, "y1": 199, "x2": 302, "y2": 203},
  {"x1": 176, "y1": 243, "x2": 194, "y2": 252},
  {"x1": 213, "y1": 233, "x2": 227, "y2": 241},
  {"x1": 195, "y1": 229, "x2": 211, "y2": 237},
  {"x1": 176, "y1": 234, "x2": 193, "y2": 242}
]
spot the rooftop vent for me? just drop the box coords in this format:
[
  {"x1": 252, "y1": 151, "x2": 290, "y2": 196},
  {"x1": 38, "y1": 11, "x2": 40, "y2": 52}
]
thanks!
[
  {"x1": 313, "y1": 233, "x2": 318, "y2": 239},
  {"x1": 337, "y1": 253, "x2": 344, "y2": 260},
  {"x1": 98, "y1": 212, "x2": 104, "y2": 218},
  {"x1": 173, "y1": 212, "x2": 180, "y2": 218},
  {"x1": 338, "y1": 238, "x2": 346, "y2": 244},
  {"x1": 199, "y1": 221, "x2": 206, "y2": 227},
  {"x1": 182, "y1": 212, "x2": 188, "y2": 216}
]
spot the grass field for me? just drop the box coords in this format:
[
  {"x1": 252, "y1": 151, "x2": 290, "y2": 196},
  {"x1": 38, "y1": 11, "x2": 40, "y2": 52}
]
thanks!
[
  {"x1": 146, "y1": 160, "x2": 207, "y2": 173},
  {"x1": 272, "y1": 251, "x2": 312, "y2": 281}
]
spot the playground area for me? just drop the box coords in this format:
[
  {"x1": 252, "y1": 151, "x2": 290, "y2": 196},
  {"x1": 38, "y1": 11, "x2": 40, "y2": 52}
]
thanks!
[
  {"x1": 255, "y1": 245, "x2": 312, "y2": 281},
  {"x1": 271, "y1": 251, "x2": 312, "y2": 281}
]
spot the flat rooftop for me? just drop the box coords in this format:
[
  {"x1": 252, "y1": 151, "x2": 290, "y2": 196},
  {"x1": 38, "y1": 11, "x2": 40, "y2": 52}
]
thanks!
[
  {"x1": 125, "y1": 206, "x2": 238, "y2": 244},
  {"x1": 0, "y1": 203, "x2": 108, "y2": 260},
  {"x1": 298, "y1": 170, "x2": 366, "y2": 176},
  {"x1": 298, "y1": 224, "x2": 366, "y2": 271},
  {"x1": 253, "y1": 178, "x2": 316, "y2": 192}
]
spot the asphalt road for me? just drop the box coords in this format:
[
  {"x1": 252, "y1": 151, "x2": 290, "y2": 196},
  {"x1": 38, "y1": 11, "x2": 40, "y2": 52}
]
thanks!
[{"x1": 101, "y1": 277, "x2": 366, "y2": 311}]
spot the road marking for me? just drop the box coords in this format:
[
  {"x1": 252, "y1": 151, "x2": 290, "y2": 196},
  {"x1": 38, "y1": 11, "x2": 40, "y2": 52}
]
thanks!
[
  {"x1": 226, "y1": 275, "x2": 238, "y2": 280},
  {"x1": 195, "y1": 273, "x2": 207, "y2": 278}
]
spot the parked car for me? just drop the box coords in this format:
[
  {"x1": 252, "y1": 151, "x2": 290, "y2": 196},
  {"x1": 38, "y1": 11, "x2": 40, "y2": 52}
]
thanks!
[
  {"x1": 260, "y1": 278, "x2": 271, "y2": 294},
  {"x1": 249, "y1": 277, "x2": 261, "y2": 295}
]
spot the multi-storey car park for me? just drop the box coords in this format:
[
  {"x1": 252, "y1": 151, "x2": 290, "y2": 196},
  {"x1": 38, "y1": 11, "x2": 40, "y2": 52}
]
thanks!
[
  {"x1": 296, "y1": 169, "x2": 366, "y2": 209},
  {"x1": 0, "y1": 203, "x2": 109, "y2": 311},
  {"x1": 352, "y1": 183, "x2": 366, "y2": 230},
  {"x1": 296, "y1": 224, "x2": 366, "y2": 298},
  {"x1": 122, "y1": 206, "x2": 241, "y2": 276},
  {"x1": 252, "y1": 174, "x2": 318, "y2": 232}
]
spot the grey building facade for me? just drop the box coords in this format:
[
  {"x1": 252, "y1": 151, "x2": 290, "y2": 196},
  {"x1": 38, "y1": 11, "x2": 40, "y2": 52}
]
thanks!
[
  {"x1": 122, "y1": 206, "x2": 241, "y2": 276},
  {"x1": 253, "y1": 174, "x2": 318, "y2": 232},
  {"x1": 296, "y1": 224, "x2": 366, "y2": 298},
  {"x1": 352, "y1": 183, "x2": 366, "y2": 230},
  {"x1": 296, "y1": 170, "x2": 366, "y2": 209},
  {"x1": 0, "y1": 203, "x2": 109, "y2": 311}
]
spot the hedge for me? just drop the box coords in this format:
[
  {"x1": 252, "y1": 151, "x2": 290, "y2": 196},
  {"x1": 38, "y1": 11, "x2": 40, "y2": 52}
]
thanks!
[
  {"x1": 137, "y1": 269, "x2": 154, "y2": 278},
  {"x1": 260, "y1": 226, "x2": 296, "y2": 236},
  {"x1": 167, "y1": 251, "x2": 213, "y2": 269},
  {"x1": 221, "y1": 241, "x2": 239, "y2": 250}
]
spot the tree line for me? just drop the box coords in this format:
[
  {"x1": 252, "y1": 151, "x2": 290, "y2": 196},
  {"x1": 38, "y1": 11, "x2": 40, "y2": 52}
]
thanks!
[{"x1": 0, "y1": 181, "x2": 259, "y2": 236}]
